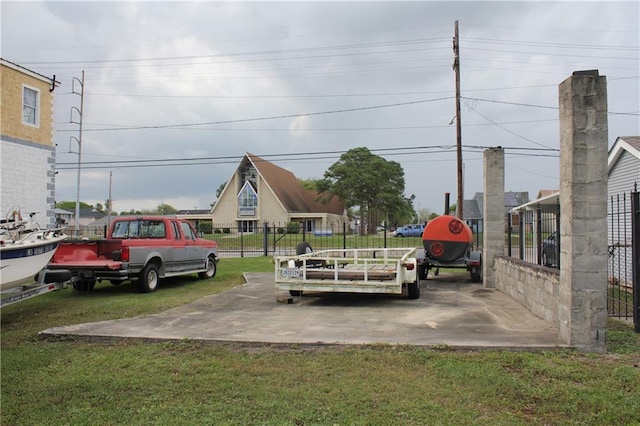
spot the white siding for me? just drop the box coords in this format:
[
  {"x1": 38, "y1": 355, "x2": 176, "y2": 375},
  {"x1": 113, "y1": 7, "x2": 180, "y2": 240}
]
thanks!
[
  {"x1": 0, "y1": 138, "x2": 56, "y2": 228},
  {"x1": 607, "y1": 150, "x2": 639, "y2": 285},
  {"x1": 608, "y1": 151, "x2": 640, "y2": 195}
]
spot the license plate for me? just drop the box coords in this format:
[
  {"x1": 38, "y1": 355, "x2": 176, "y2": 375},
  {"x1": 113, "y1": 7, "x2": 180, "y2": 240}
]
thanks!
[{"x1": 282, "y1": 268, "x2": 301, "y2": 278}]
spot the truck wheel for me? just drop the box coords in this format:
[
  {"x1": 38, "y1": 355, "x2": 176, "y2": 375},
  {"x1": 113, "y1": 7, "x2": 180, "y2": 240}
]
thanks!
[
  {"x1": 198, "y1": 255, "x2": 217, "y2": 279},
  {"x1": 139, "y1": 263, "x2": 159, "y2": 293},
  {"x1": 73, "y1": 279, "x2": 95, "y2": 292},
  {"x1": 407, "y1": 280, "x2": 420, "y2": 299}
]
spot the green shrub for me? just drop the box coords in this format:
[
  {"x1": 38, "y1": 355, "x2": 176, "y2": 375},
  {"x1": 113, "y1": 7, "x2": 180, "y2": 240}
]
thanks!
[{"x1": 286, "y1": 222, "x2": 300, "y2": 234}]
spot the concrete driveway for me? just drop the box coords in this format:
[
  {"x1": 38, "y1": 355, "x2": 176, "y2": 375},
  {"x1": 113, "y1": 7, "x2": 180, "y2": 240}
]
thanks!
[{"x1": 40, "y1": 272, "x2": 561, "y2": 349}]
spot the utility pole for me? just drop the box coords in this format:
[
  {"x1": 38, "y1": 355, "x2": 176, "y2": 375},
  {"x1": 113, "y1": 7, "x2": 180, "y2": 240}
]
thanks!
[
  {"x1": 71, "y1": 71, "x2": 85, "y2": 238},
  {"x1": 453, "y1": 21, "x2": 463, "y2": 219},
  {"x1": 107, "y1": 170, "x2": 113, "y2": 232}
]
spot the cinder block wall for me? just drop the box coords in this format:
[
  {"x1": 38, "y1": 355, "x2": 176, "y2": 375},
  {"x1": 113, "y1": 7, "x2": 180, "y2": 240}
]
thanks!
[{"x1": 494, "y1": 257, "x2": 559, "y2": 324}]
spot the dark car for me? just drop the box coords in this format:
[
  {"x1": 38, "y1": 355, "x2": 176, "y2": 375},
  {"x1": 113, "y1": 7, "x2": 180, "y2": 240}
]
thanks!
[{"x1": 542, "y1": 232, "x2": 559, "y2": 267}]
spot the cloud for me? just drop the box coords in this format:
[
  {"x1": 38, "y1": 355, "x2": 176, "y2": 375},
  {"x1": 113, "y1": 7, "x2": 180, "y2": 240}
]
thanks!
[{"x1": 3, "y1": 1, "x2": 638, "y2": 215}]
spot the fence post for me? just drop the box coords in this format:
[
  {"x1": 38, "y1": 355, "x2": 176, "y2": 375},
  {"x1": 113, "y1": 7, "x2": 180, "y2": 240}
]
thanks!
[
  {"x1": 536, "y1": 205, "x2": 542, "y2": 265},
  {"x1": 555, "y1": 201, "x2": 561, "y2": 269},
  {"x1": 632, "y1": 190, "x2": 640, "y2": 332},
  {"x1": 263, "y1": 222, "x2": 269, "y2": 257},
  {"x1": 240, "y1": 226, "x2": 244, "y2": 258},
  {"x1": 343, "y1": 222, "x2": 347, "y2": 250},
  {"x1": 507, "y1": 213, "x2": 512, "y2": 257},
  {"x1": 519, "y1": 212, "x2": 524, "y2": 260}
]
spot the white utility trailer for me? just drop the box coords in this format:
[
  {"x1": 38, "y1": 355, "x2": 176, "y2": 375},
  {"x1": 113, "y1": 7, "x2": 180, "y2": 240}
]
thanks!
[{"x1": 274, "y1": 247, "x2": 421, "y2": 299}]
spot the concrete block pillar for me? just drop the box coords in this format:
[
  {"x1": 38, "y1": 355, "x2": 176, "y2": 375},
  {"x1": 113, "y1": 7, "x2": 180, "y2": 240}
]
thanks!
[
  {"x1": 558, "y1": 70, "x2": 608, "y2": 353},
  {"x1": 483, "y1": 147, "x2": 505, "y2": 288}
]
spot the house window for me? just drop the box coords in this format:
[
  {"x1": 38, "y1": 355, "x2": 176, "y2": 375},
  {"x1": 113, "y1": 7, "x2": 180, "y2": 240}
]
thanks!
[
  {"x1": 23, "y1": 86, "x2": 39, "y2": 126},
  {"x1": 237, "y1": 181, "x2": 257, "y2": 216}
]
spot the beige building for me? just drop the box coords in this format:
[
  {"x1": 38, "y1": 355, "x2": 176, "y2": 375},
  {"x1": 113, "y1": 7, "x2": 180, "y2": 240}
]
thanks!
[
  {"x1": 211, "y1": 153, "x2": 347, "y2": 234},
  {"x1": 0, "y1": 58, "x2": 59, "y2": 228}
]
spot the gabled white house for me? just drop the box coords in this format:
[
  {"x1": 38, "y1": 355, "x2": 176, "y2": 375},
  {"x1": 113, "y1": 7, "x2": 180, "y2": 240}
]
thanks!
[{"x1": 608, "y1": 136, "x2": 640, "y2": 194}]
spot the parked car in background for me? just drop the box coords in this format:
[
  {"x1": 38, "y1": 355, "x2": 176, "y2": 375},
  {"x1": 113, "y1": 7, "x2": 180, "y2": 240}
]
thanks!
[
  {"x1": 393, "y1": 223, "x2": 426, "y2": 238},
  {"x1": 542, "y1": 232, "x2": 559, "y2": 267}
]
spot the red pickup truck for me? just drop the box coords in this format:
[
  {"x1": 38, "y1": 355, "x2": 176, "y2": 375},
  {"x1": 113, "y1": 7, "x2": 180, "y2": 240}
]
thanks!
[{"x1": 47, "y1": 216, "x2": 218, "y2": 293}]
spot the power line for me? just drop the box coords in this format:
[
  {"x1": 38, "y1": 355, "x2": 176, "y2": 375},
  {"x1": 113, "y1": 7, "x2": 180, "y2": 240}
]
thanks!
[
  {"x1": 55, "y1": 97, "x2": 454, "y2": 132},
  {"x1": 55, "y1": 145, "x2": 559, "y2": 170}
]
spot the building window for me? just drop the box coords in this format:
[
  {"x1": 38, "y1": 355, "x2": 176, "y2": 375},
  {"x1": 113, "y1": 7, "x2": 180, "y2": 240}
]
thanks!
[
  {"x1": 237, "y1": 181, "x2": 257, "y2": 216},
  {"x1": 23, "y1": 86, "x2": 39, "y2": 126},
  {"x1": 238, "y1": 220, "x2": 255, "y2": 233}
]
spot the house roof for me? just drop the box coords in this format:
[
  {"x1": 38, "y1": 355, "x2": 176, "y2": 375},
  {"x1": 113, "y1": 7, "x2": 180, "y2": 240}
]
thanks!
[
  {"x1": 1, "y1": 57, "x2": 59, "y2": 87},
  {"x1": 511, "y1": 191, "x2": 559, "y2": 212},
  {"x1": 246, "y1": 153, "x2": 344, "y2": 215},
  {"x1": 176, "y1": 209, "x2": 210, "y2": 215},
  {"x1": 464, "y1": 191, "x2": 528, "y2": 218},
  {"x1": 608, "y1": 136, "x2": 640, "y2": 174}
]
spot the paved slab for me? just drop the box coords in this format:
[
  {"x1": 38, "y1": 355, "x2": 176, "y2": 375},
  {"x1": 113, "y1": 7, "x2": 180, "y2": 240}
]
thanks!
[{"x1": 40, "y1": 273, "x2": 562, "y2": 349}]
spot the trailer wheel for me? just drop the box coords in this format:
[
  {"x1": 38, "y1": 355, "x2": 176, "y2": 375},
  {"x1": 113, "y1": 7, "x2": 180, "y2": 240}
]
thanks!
[
  {"x1": 138, "y1": 263, "x2": 159, "y2": 293},
  {"x1": 289, "y1": 290, "x2": 303, "y2": 297},
  {"x1": 296, "y1": 242, "x2": 313, "y2": 255},
  {"x1": 470, "y1": 268, "x2": 482, "y2": 283},
  {"x1": 407, "y1": 280, "x2": 420, "y2": 299},
  {"x1": 198, "y1": 255, "x2": 217, "y2": 279},
  {"x1": 73, "y1": 279, "x2": 95, "y2": 292}
]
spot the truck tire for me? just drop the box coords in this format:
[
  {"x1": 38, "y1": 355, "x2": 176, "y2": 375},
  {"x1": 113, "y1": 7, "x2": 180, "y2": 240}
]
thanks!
[
  {"x1": 138, "y1": 263, "x2": 159, "y2": 293},
  {"x1": 198, "y1": 255, "x2": 217, "y2": 279},
  {"x1": 407, "y1": 280, "x2": 420, "y2": 299},
  {"x1": 73, "y1": 279, "x2": 95, "y2": 292}
]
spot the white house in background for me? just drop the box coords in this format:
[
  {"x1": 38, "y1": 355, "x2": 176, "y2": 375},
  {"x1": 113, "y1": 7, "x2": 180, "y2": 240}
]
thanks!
[
  {"x1": 608, "y1": 136, "x2": 640, "y2": 194},
  {"x1": 606, "y1": 136, "x2": 640, "y2": 285},
  {"x1": 511, "y1": 136, "x2": 640, "y2": 279}
]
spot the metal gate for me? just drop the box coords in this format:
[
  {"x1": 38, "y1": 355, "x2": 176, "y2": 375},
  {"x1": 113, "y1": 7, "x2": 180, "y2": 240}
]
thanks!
[{"x1": 607, "y1": 189, "x2": 639, "y2": 332}]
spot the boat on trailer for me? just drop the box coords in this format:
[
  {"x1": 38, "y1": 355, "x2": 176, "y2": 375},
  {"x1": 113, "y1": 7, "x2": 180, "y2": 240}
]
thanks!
[{"x1": 0, "y1": 211, "x2": 67, "y2": 293}]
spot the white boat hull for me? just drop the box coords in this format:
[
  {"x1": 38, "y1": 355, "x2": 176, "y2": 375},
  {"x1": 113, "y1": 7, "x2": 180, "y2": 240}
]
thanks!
[{"x1": 0, "y1": 231, "x2": 67, "y2": 292}]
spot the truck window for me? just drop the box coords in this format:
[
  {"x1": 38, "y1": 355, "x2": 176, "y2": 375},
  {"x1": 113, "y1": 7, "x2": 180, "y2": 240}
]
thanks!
[
  {"x1": 112, "y1": 221, "x2": 138, "y2": 238},
  {"x1": 111, "y1": 220, "x2": 165, "y2": 238},
  {"x1": 180, "y1": 222, "x2": 196, "y2": 240},
  {"x1": 139, "y1": 220, "x2": 166, "y2": 238},
  {"x1": 172, "y1": 222, "x2": 181, "y2": 239}
]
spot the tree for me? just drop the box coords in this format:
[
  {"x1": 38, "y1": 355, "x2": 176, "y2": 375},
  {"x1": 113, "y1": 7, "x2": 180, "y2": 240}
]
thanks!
[
  {"x1": 155, "y1": 203, "x2": 177, "y2": 215},
  {"x1": 215, "y1": 182, "x2": 226, "y2": 199},
  {"x1": 299, "y1": 178, "x2": 321, "y2": 191},
  {"x1": 56, "y1": 201, "x2": 93, "y2": 211},
  {"x1": 319, "y1": 147, "x2": 415, "y2": 234}
]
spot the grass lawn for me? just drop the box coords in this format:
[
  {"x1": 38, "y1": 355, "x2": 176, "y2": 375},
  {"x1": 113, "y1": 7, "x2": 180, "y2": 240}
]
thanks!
[{"x1": 2, "y1": 257, "x2": 639, "y2": 425}]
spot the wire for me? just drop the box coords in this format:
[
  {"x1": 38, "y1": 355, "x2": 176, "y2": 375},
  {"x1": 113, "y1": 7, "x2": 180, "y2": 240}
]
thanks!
[
  {"x1": 55, "y1": 144, "x2": 560, "y2": 170},
  {"x1": 55, "y1": 97, "x2": 454, "y2": 132}
]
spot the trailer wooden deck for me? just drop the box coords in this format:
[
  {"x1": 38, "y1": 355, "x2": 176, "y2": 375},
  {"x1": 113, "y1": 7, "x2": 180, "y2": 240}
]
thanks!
[{"x1": 303, "y1": 264, "x2": 397, "y2": 281}]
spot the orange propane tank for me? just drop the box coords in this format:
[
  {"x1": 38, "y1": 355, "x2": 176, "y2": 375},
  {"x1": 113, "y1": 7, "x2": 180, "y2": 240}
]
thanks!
[{"x1": 421, "y1": 215, "x2": 473, "y2": 262}]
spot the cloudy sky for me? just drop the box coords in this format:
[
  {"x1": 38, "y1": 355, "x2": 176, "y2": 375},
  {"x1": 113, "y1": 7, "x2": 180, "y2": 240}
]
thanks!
[{"x1": 2, "y1": 1, "x2": 638, "y2": 215}]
